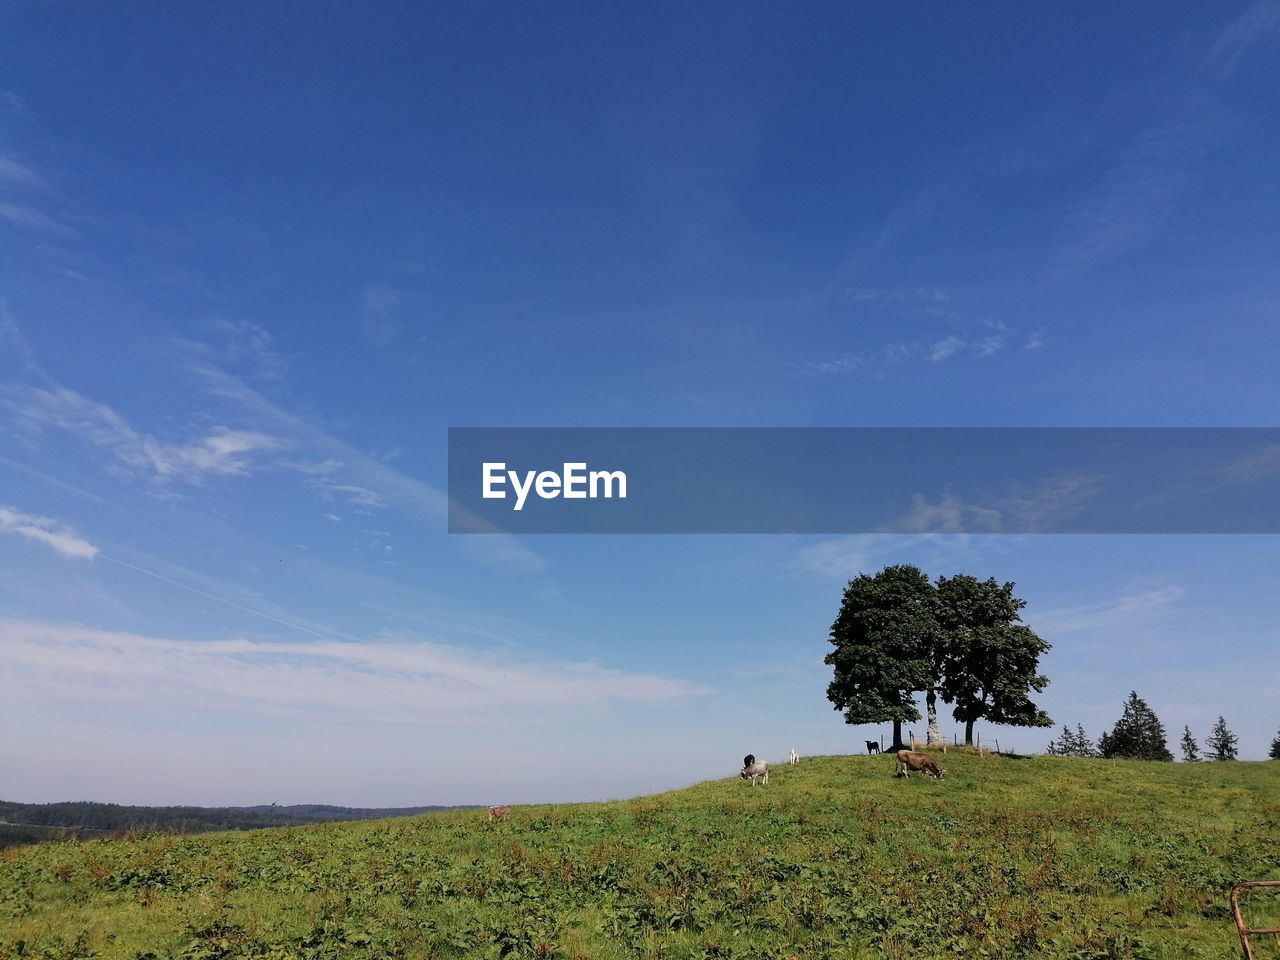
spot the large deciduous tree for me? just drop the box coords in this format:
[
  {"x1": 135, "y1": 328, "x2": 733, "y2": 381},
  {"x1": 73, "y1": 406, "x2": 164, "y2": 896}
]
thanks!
[
  {"x1": 1098, "y1": 691, "x2": 1173, "y2": 761},
  {"x1": 824, "y1": 564, "x2": 938, "y2": 752},
  {"x1": 935, "y1": 575, "x2": 1052, "y2": 747}
]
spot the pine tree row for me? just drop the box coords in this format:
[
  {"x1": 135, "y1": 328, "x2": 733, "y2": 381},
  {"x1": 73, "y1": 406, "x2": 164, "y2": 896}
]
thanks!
[{"x1": 1048, "y1": 691, "x2": 1280, "y2": 761}]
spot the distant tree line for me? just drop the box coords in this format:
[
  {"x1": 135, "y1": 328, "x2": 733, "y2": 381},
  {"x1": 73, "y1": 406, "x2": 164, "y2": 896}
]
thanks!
[
  {"x1": 1047, "y1": 692, "x2": 1277, "y2": 762},
  {"x1": 0, "y1": 800, "x2": 475, "y2": 850},
  {"x1": 1045, "y1": 724, "x2": 1099, "y2": 758}
]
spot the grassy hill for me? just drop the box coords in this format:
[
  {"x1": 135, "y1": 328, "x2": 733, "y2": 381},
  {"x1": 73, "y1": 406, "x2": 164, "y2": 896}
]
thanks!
[{"x1": 3, "y1": 753, "x2": 1279, "y2": 959}]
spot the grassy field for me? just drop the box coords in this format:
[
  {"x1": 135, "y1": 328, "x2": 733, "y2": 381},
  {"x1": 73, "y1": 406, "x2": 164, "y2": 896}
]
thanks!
[{"x1": 3, "y1": 753, "x2": 1279, "y2": 960}]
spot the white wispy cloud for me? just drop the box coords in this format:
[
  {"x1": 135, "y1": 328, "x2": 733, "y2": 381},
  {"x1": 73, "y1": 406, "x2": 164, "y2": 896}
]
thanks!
[
  {"x1": 0, "y1": 200, "x2": 75, "y2": 237},
  {"x1": 801, "y1": 291, "x2": 1016, "y2": 378},
  {"x1": 928, "y1": 336, "x2": 964, "y2": 363},
  {"x1": 832, "y1": 177, "x2": 963, "y2": 286},
  {"x1": 0, "y1": 309, "x2": 42, "y2": 375},
  {"x1": 900, "y1": 492, "x2": 1003, "y2": 534},
  {"x1": 174, "y1": 319, "x2": 291, "y2": 383},
  {"x1": 0, "y1": 506, "x2": 98, "y2": 559},
  {"x1": 1, "y1": 383, "x2": 282, "y2": 484},
  {"x1": 1048, "y1": 4, "x2": 1279, "y2": 283},
  {"x1": 196, "y1": 366, "x2": 546, "y2": 574},
  {"x1": 1050, "y1": 121, "x2": 1209, "y2": 282},
  {"x1": 799, "y1": 355, "x2": 862, "y2": 375},
  {"x1": 360, "y1": 283, "x2": 404, "y2": 346},
  {"x1": 972, "y1": 335, "x2": 1004, "y2": 358},
  {"x1": 0, "y1": 154, "x2": 46, "y2": 190},
  {"x1": 1, "y1": 618, "x2": 710, "y2": 721},
  {"x1": 1197, "y1": 1, "x2": 1280, "y2": 83},
  {"x1": 848, "y1": 287, "x2": 950, "y2": 304},
  {"x1": 892, "y1": 474, "x2": 1107, "y2": 535},
  {"x1": 308, "y1": 478, "x2": 387, "y2": 509},
  {"x1": 785, "y1": 533, "x2": 981, "y2": 581},
  {"x1": 1031, "y1": 585, "x2": 1185, "y2": 635},
  {"x1": 4, "y1": 316, "x2": 542, "y2": 576}
]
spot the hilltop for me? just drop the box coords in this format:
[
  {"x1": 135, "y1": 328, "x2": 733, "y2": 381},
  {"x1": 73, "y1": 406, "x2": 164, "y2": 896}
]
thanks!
[{"x1": 2, "y1": 753, "x2": 1279, "y2": 959}]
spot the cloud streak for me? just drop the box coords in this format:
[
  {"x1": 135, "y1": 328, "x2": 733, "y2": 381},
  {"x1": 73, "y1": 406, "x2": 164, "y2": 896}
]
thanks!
[
  {"x1": 1031, "y1": 585, "x2": 1185, "y2": 635},
  {"x1": 893, "y1": 474, "x2": 1107, "y2": 534},
  {"x1": 1, "y1": 618, "x2": 710, "y2": 722},
  {"x1": 1047, "y1": 3, "x2": 1280, "y2": 283},
  {"x1": 1, "y1": 383, "x2": 282, "y2": 484},
  {"x1": 0, "y1": 154, "x2": 47, "y2": 190},
  {"x1": 0, "y1": 506, "x2": 98, "y2": 559},
  {"x1": 196, "y1": 366, "x2": 546, "y2": 574},
  {"x1": 0, "y1": 201, "x2": 75, "y2": 238}
]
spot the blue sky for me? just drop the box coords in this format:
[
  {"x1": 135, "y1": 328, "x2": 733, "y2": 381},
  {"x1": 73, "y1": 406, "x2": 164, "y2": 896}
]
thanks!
[{"x1": 2, "y1": 3, "x2": 1279, "y2": 805}]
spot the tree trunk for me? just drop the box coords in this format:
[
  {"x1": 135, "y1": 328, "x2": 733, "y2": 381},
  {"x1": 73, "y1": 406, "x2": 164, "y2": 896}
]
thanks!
[
  {"x1": 926, "y1": 689, "x2": 942, "y2": 746},
  {"x1": 891, "y1": 719, "x2": 906, "y2": 752},
  {"x1": 965, "y1": 719, "x2": 975, "y2": 746}
]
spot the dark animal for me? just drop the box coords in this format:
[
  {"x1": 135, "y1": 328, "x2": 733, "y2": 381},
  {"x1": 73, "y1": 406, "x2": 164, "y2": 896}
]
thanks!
[
  {"x1": 895, "y1": 749, "x2": 945, "y2": 780},
  {"x1": 865, "y1": 740, "x2": 881, "y2": 755}
]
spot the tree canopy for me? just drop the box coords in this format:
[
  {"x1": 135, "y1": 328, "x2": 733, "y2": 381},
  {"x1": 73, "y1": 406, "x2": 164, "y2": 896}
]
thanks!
[
  {"x1": 825, "y1": 565, "x2": 1052, "y2": 750},
  {"x1": 1098, "y1": 692, "x2": 1173, "y2": 761},
  {"x1": 936, "y1": 575, "x2": 1052, "y2": 746},
  {"x1": 824, "y1": 564, "x2": 938, "y2": 751}
]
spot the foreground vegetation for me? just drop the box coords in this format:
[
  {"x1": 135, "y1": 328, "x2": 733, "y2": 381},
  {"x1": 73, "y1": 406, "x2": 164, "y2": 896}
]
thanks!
[{"x1": 3, "y1": 753, "x2": 1279, "y2": 959}]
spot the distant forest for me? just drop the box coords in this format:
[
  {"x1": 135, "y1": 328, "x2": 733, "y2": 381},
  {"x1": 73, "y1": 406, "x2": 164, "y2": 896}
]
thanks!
[{"x1": 0, "y1": 800, "x2": 475, "y2": 849}]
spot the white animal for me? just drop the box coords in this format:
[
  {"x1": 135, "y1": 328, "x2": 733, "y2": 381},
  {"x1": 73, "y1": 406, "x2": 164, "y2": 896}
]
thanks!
[
  {"x1": 788, "y1": 748, "x2": 800, "y2": 765},
  {"x1": 740, "y1": 758, "x2": 770, "y2": 786}
]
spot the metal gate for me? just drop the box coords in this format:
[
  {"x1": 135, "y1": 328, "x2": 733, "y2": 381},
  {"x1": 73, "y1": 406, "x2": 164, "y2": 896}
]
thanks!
[{"x1": 1232, "y1": 881, "x2": 1280, "y2": 959}]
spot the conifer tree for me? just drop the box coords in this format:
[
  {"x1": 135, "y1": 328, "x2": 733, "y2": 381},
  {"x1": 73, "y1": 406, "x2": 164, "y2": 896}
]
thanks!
[
  {"x1": 1207, "y1": 716, "x2": 1239, "y2": 761},
  {"x1": 1072, "y1": 723, "x2": 1097, "y2": 758},
  {"x1": 1098, "y1": 691, "x2": 1173, "y2": 761},
  {"x1": 1046, "y1": 723, "x2": 1097, "y2": 757},
  {"x1": 1180, "y1": 725, "x2": 1200, "y2": 762},
  {"x1": 1269, "y1": 729, "x2": 1280, "y2": 760},
  {"x1": 1045, "y1": 725, "x2": 1070, "y2": 756}
]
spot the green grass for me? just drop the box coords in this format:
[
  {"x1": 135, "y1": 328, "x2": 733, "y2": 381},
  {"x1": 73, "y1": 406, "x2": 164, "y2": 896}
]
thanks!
[{"x1": 3, "y1": 754, "x2": 1280, "y2": 959}]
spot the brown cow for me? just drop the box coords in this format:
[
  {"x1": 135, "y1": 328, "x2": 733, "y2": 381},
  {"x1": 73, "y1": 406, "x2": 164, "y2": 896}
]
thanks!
[
  {"x1": 487, "y1": 805, "x2": 511, "y2": 822},
  {"x1": 895, "y1": 749, "x2": 945, "y2": 780}
]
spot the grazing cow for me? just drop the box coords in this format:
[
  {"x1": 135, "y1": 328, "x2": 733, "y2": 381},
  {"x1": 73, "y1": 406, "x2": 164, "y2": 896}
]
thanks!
[
  {"x1": 487, "y1": 805, "x2": 511, "y2": 822},
  {"x1": 895, "y1": 750, "x2": 945, "y2": 780},
  {"x1": 740, "y1": 756, "x2": 769, "y2": 786},
  {"x1": 789, "y1": 748, "x2": 800, "y2": 765},
  {"x1": 865, "y1": 740, "x2": 881, "y2": 755}
]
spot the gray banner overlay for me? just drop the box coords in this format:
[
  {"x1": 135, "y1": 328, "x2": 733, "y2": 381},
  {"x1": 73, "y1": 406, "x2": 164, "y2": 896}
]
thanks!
[{"x1": 448, "y1": 428, "x2": 1280, "y2": 534}]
